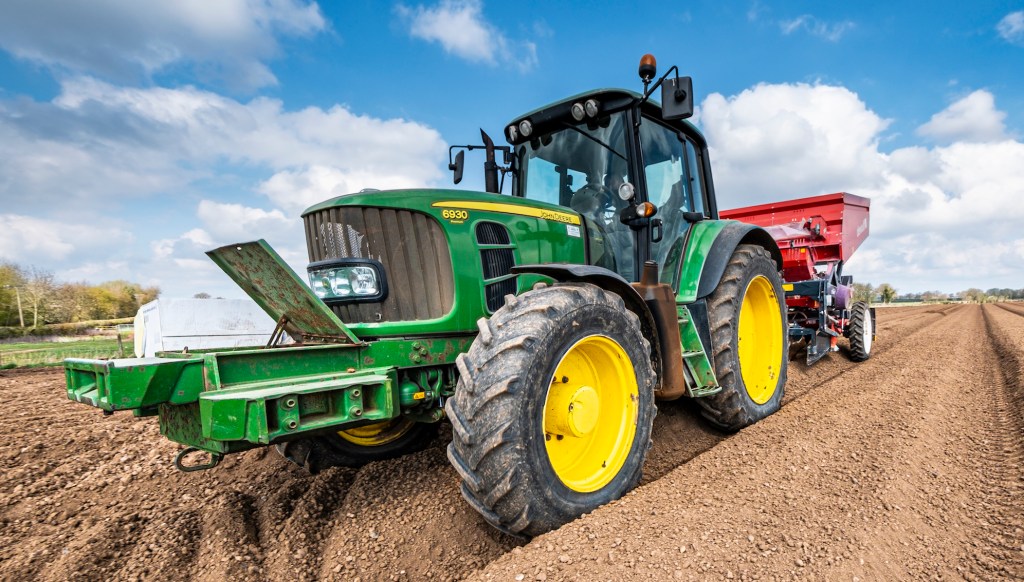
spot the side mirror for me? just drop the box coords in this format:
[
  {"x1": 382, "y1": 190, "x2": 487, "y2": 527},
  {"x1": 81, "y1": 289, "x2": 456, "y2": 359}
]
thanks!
[
  {"x1": 449, "y1": 150, "x2": 465, "y2": 185},
  {"x1": 661, "y1": 76, "x2": 694, "y2": 121}
]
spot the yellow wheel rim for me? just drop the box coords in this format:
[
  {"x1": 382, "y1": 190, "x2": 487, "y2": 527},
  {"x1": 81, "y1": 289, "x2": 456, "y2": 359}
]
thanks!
[
  {"x1": 337, "y1": 418, "x2": 415, "y2": 447},
  {"x1": 737, "y1": 275, "x2": 784, "y2": 405},
  {"x1": 543, "y1": 335, "x2": 639, "y2": 493}
]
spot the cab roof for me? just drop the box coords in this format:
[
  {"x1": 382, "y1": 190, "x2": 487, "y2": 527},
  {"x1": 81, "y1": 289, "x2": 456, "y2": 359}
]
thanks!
[{"x1": 503, "y1": 88, "x2": 702, "y2": 146}]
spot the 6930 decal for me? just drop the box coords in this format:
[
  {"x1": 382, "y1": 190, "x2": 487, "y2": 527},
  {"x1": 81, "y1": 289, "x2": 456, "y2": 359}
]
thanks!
[{"x1": 442, "y1": 209, "x2": 469, "y2": 222}]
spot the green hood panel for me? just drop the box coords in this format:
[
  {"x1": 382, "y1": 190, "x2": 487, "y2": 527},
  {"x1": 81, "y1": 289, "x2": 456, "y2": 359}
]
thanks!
[{"x1": 206, "y1": 240, "x2": 360, "y2": 344}]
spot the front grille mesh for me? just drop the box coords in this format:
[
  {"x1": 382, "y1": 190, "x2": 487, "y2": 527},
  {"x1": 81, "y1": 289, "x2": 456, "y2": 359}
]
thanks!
[
  {"x1": 480, "y1": 248, "x2": 515, "y2": 280},
  {"x1": 485, "y1": 279, "x2": 517, "y2": 312},
  {"x1": 475, "y1": 222, "x2": 517, "y2": 313},
  {"x1": 475, "y1": 221, "x2": 511, "y2": 245},
  {"x1": 304, "y1": 207, "x2": 454, "y2": 322}
]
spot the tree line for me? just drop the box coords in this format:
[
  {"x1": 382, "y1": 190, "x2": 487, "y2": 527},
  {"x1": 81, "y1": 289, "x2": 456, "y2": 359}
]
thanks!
[
  {"x1": 851, "y1": 282, "x2": 1024, "y2": 305},
  {"x1": 0, "y1": 262, "x2": 159, "y2": 328}
]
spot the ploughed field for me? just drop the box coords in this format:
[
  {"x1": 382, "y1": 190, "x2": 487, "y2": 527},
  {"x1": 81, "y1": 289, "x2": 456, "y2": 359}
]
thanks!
[{"x1": 2, "y1": 304, "x2": 1023, "y2": 581}]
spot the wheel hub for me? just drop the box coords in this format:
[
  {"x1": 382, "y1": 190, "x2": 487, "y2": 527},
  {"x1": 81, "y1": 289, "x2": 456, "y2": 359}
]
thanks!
[
  {"x1": 542, "y1": 335, "x2": 639, "y2": 493},
  {"x1": 546, "y1": 384, "x2": 600, "y2": 437}
]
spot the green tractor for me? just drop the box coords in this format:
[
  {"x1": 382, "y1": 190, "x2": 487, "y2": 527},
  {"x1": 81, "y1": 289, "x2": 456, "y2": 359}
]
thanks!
[{"x1": 65, "y1": 55, "x2": 788, "y2": 537}]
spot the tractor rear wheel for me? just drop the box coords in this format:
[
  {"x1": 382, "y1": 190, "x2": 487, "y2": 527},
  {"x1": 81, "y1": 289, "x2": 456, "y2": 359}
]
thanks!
[
  {"x1": 446, "y1": 283, "x2": 656, "y2": 537},
  {"x1": 275, "y1": 418, "x2": 437, "y2": 473},
  {"x1": 847, "y1": 301, "x2": 873, "y2": 362},
  {"x1": 697, "y1": 244, "x2": 788, "y2": 432}
]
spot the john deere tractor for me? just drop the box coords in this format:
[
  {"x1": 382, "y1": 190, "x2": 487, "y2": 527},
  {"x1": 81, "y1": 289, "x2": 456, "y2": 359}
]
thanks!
[{"x1": 65, "y1": 55, "x2": 788, "y2": 537}]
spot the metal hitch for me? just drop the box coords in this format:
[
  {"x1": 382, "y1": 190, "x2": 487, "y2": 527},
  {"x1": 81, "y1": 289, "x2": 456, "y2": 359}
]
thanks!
[{"x1": 173, "y1": 447, "x2": 223, "y2": 472}]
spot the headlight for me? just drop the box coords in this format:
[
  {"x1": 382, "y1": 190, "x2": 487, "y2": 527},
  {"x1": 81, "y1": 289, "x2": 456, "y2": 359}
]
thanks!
[
  {"x1": 307, "y1": 259, "x2": 387, "y2": 304},
  {"x1": 518, "y1": 119, "x2": 533, "y2": 137}
]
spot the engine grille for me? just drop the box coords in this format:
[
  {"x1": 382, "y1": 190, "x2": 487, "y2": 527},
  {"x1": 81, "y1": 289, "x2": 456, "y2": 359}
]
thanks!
[
  {"x1": 304, "y1": 207, "x2": 455, "y2": 322},
  {"x1": 476, "y1": 222, "x2": 517, "y2": 312},
  {"x1": 475, "y1": 221, "x2": 511, "y2": 245}
]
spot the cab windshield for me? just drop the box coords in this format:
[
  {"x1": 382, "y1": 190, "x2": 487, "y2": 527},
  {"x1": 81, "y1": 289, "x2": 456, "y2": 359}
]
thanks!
[{"x1": 514, "y1": 111, "x2": 635, "y2": 278}]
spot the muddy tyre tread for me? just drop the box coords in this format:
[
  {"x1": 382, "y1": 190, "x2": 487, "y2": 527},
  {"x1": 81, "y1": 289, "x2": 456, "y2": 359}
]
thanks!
[
  {"x1": 696, "y1": 244, "x2": 788, "y2": 432},
  {"x1": 848, "y1": 301, "x2": 872, "y2": 362},
  {"x1": 446, "y1": 283, "x2": 656, "y2": 537}
]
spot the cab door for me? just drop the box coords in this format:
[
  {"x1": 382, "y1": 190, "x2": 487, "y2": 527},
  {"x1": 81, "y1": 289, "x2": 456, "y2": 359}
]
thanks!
[{"x1": 636, "y1": 116, "x2": 710, "y2": 288}]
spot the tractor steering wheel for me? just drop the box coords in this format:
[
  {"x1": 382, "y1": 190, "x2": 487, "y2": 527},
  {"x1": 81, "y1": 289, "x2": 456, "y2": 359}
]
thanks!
[{"x1": 570, "y1": 183, "x2": 616, "y2": 226}]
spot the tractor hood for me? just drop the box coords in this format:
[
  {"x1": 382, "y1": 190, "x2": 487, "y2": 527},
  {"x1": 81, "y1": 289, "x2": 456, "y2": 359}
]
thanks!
[{"x1": 298, "y1": 188, "x2": 588, "y2": 337}]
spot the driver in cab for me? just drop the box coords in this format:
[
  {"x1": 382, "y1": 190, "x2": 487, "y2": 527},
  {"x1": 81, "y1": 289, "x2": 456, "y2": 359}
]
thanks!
[{"x1": 569, "y1": 173, "x2": 633, "y2": 275}]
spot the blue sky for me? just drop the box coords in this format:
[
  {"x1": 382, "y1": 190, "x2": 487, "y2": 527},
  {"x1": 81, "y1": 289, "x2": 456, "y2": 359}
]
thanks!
[{"x1": 1, "y1": 0, "x2": 1023, "y2": 298}]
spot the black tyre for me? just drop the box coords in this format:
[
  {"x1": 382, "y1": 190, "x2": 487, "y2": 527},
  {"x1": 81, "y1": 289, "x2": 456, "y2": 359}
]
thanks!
[
  {"x1": 697, "y1": 244, "x2": 788, "y2": 432},
  {"x1": 446, "y1": 283, "x2": 657, "y2": 537},
  {"x1": 275, "y1": 418, "x2": 437, "y2": 473},
  {"x1": 847, "y1": 301, "x2": 873, "y2": 362}
]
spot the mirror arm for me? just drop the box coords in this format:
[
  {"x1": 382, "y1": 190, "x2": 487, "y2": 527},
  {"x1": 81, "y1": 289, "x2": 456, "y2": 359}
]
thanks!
[
  {"x1": 639, "y1": 65, "x2": 679, "y2": 107},
  {"x1": 448, "y1": 140, "x2": 514, "y2": 191}
]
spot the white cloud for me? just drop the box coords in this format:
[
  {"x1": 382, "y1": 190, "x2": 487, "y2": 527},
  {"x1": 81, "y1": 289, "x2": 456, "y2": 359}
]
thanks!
[
  {"x1": 700, "y1": 82, "x2": 1024, "y2": 293},
  {"x1": 0, "y1": 77, "x2": 448, "y2": 298},
  {"x1": 148, "y1": 230, "x2": 236, "y2": 297},
  {"x1": 747, "y1": 1, "x2": 768, "y2": 23},
  {"x1": 916, "y1": 90, "x2": 1008, "y2": 144},
  {"x1": 196, "y1": 200, "x2": 295, "y2": 242},
  {"x1": 258, "y1": 165, "x2": 427, "y2": 216},
  {"x1": 0, "y1": 0, "x2": 326, "y2": 90},
  {"x1": 49, "y1": 77, "x2": 445, "y2": 175},
  {"x1": 397, "y1": 0, "x2": 537, "y2": 72},
  {"x1": 153, "y1": 229, "x2": 214, "y2": 260},
  {"x1": 997, "y1": 11, "x2": 1024, "y2": 45},
  {"x1": 779, "y1": 15, "x2": 854, "y2": 42},
  {"x1": 0, "y1": 77, "x2": 447, "y2": 217},
  {"x1": 699, "y1": 83, "x2": 889, "y2": 204},
  {"x1": 0, "y1": 214, "x2": 133, "y2": 264}
]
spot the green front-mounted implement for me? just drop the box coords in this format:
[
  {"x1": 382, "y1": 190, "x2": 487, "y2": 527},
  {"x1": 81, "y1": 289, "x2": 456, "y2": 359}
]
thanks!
[
  {"x1": 66, "y1": 54, "x2": 792, "y2": 537},
  {"x1": 66, "y1": 240, "x2": 471, "y2": 466}
]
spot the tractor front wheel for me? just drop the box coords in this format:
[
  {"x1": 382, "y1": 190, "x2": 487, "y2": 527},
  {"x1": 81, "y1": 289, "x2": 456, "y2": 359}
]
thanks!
[
  {"x1": 697, "y1": 244, "x2": 788, "y2": 432},
  {"x1": 275, "y1": 418, "x2": 437, "y2": 473},
  {"x1": 446, "y1": 283, "x2": 656, "y2": 537}
]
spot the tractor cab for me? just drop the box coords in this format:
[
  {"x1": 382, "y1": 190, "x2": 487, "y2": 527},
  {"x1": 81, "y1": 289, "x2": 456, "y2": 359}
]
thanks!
[
  {"x1": 505, "y1": 89, "x2": 714, "y2": 284},
  {"x1": 452, "y1": 56, "x2": 714, "y2": 287}
]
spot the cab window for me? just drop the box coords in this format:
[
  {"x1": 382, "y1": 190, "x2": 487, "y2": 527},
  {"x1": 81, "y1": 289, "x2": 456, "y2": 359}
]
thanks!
[
  {"x1": 640, "y1": 122, "x2": 684, "y2": 211},
  {"x1": 684, "y1": 137, "x2": 706, "y2": 216},
  {"x1": 515, "y1": 111, "x2": 636, "y2": 279},
  {"x1": 640, "y1": 119, "x2": 689, "y2": 265}
]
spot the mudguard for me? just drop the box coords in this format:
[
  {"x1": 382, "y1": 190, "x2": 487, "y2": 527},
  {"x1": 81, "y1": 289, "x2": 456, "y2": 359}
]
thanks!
[
  {"x1": 509, "y1": 264, "x2": 662, "y2": 385},
  {"x1": 695, "y1": 222, "x2": 783, "y2": 299}
]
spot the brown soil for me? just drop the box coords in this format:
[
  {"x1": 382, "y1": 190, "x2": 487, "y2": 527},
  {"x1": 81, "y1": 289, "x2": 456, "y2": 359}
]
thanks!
[{"x1": 2, "y1": 304, "x2": 1022, "y2": 581}]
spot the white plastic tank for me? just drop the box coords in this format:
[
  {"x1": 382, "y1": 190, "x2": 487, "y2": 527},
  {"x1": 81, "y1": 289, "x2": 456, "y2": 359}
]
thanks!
[{"x1": 133, "y1": 298, "x2": 280, "y2": 357}]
